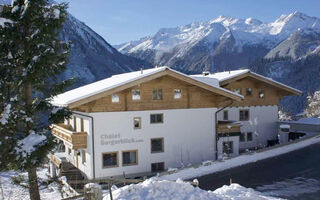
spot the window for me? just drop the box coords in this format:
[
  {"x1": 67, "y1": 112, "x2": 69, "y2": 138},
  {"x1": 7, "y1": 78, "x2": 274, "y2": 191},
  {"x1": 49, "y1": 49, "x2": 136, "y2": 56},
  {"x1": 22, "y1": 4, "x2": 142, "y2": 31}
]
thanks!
[
  {"x1": 247, "y1": 132, "x2": 253, "y2": 141},
  {"x1": 223, "y1": 141, "x2": 233, "y2": 154},
  {"x1": 151, "y1": 162, "x2": 165, "y2": 172},
  {"x1": 239, "y1": 110, "x2": 249, "y2": 121},
  {"x1": 68, "y1": 148, "x2": 72, "y2": 155},
  {"x1": 246, "y1": 88, "x2": 252, "y2": 96},
  {"x1": 240, "y1": 133, "x2": 245, "y2": 142},
  {"x1": 80, "y1": 118, "x2": 84, "y2": 132},
  {"x1": 152, "y1": 89, "x2": 162, "y2": 100},
  {"x1": 133, "y1": 117, "x2": 141, "y2": 129},
  {"x1": 174, "y1": 89, "x2": 182, "y2": 99},
  {"x1": 132, "y1": 89, "x2": 141, "y2": 100},
  {"x1": 150, "y1": 114, "x2": 163, "y2": 124},
  {"x1": 112, "y1": 94, "x2": 120, "y2": 103},
  {"x1": 122, "y1": 150, "x2": 138, "y2": 166},
  {"x1": 151, "y1": 138, "x2": 164, "y2": 153},
  {"x1": 234, "y1": 88, "x2": 241, "y2": 94},
  {"x1": 102, "y1": 152, "x2": 118, "y2": 168},
  {"x1": 82, "y1": 150, "x2": 86, "y2": 164},
  {"x1": 223, "y1": 110, "x2": 228, "y2": 121},
  {"x1": 258, "y1": 90, "x2": 264, "y2": 98}
]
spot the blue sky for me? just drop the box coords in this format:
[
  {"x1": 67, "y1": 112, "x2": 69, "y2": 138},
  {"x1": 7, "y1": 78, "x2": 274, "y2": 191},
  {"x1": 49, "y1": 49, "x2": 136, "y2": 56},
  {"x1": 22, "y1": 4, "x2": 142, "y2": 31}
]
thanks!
[{"x1": 57, "y1": 0, "x2": 320, "y2": 45}]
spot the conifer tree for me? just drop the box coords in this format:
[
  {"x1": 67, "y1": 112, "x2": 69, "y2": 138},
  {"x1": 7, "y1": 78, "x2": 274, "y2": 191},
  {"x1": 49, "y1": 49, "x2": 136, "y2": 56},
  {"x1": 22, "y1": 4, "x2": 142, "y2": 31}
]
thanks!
[
  {"x1": 0, "y1": 1, "x2": 72, "y2": 199},
  {"x1": 306, "y1": 91, "x2": 320, "y2": 118}
]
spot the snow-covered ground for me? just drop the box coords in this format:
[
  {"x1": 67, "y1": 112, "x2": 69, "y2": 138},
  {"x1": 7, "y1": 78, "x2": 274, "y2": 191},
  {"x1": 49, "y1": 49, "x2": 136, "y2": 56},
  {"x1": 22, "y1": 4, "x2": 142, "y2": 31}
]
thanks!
[
  {"x1": 160, "y1": 135, "x2": 320, "y2": 180},
  {"x1": 103, "y1": 178, "x2": 283, "y2": 200},
  {"x1": 1, "y1": 136, "x2": 319, "y2": 200},
  {"x1": 0, "y1": 168, "x2": 282, "y2": 200},
  {"x1": 0, "y1": 168, "x2": 62, "y2": 200}
]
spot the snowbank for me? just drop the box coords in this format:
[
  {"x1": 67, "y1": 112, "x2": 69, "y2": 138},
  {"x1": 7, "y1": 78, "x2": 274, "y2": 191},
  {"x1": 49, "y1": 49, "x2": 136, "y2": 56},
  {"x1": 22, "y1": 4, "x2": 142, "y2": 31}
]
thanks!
[
  {"x1": 161, "y1": 135, "x2": 320, "y2": 180},
  {"x1": 103, "y1": 178, "x2": 283, "y2": 200},
  {"x1": 0, "y1": 168, "x2": 61, "y2": 200}
]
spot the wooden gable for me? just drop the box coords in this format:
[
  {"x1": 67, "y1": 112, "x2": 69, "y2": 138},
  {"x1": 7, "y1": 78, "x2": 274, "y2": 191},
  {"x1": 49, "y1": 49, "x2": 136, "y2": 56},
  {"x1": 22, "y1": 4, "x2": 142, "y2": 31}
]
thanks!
[
  {"x1": 221, "y1": 75, "x2": 298, "y2": 107},
  {"x1": 73, "y1": 75, "x2": 234, "y2": 113}
]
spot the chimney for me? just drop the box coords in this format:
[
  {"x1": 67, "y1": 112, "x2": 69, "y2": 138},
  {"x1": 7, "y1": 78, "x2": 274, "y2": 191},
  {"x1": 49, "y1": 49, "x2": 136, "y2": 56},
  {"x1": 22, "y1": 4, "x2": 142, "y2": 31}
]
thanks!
[{"x1": 202, "y1": 71, "x2": 210, "y2": 76}]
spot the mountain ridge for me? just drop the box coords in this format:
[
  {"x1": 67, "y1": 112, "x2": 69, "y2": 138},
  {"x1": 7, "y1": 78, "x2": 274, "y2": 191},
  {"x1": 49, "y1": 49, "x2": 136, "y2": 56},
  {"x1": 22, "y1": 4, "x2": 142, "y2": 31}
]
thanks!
[{"x1": 116, "y1": 11, "x2": 320, "y2": 114}]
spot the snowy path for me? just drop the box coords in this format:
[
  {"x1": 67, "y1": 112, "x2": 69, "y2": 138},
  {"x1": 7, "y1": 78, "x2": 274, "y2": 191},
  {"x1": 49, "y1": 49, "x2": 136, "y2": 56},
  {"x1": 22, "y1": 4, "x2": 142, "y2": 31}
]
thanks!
[{"x1": 161, "y1": 135, "x2": 320, "y2": 181}]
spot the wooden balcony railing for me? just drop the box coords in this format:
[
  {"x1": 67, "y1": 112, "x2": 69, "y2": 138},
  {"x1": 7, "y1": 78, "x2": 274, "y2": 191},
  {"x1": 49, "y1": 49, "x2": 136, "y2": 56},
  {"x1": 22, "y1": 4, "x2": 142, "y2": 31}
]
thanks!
[
  {"x1": 217, "y1": 121, "x2": 242, "y2": 134},
  {"x1": 51, "y1": 123, "x2": 87, "y2": 150},
  {"x1": 50, "y1": 153, "x2": 64, "y2": 167}
]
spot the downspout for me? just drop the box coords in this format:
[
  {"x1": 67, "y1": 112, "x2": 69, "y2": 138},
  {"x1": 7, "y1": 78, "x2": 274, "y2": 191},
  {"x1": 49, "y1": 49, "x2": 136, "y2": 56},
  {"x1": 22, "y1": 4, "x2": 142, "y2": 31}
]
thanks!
[
  {"x1": 73, "y1": 111, "x2": 96, "y2": 179},
  {"x1": 214, "y1": 100, "x2": 234, "y2": 160}
]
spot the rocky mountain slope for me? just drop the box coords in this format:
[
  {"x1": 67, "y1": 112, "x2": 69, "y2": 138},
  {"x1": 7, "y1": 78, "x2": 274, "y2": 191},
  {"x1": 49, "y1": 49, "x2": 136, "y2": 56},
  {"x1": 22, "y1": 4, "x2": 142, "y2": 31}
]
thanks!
[
  {"x1": 116, "y1": 12, "x2": 320, "y2": 114},
  {"x1": 60, "y1": 15, "x2": 152, "y2": 88}
]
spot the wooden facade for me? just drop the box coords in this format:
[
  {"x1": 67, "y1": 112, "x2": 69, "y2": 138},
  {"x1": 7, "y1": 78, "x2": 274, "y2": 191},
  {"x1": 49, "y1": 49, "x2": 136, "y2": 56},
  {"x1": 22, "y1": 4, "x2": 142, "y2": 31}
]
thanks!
[
  {"x1": 74, "y1": 75, "x2": 232, "y2": 113},
  {"x1": 217, "y1": 122, "x2": 242, "y2": 134},
  {"x1": 222, "y1": 76, "x2": 286, "y2": 107}
]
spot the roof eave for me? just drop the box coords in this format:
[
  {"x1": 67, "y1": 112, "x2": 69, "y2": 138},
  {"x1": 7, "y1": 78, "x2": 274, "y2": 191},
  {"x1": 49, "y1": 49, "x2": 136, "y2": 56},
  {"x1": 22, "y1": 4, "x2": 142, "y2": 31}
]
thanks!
[{"x1": 220, "y1": 71, "x2": 302, "y2": 96}]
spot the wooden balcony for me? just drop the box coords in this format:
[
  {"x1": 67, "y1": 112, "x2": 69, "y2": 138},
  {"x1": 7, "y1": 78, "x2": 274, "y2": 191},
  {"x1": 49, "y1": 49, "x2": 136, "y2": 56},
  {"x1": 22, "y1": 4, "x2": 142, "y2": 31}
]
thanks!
[
  {"x1": 51, "y1": 123, "x2": 87, "y2": 150},
  {"x1": 217, "y1": 121, "x2": 242, "y2": 135},
  {"x1": 49, "y1": 152, "x2": 67, "y2": 167}
]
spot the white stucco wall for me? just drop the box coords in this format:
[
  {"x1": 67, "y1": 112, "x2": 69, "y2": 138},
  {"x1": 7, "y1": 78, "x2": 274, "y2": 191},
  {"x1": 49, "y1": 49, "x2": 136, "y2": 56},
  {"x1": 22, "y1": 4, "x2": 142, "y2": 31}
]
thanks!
[
  {"x1": 90, "y1": 108, "x2": 217, "y2": 178},
  {"x1": 63, "y1": 113, "x2": 93, "y2": 179},
  {"x1": 218, "y1": 106, "x2": 279, "y2": 150}
]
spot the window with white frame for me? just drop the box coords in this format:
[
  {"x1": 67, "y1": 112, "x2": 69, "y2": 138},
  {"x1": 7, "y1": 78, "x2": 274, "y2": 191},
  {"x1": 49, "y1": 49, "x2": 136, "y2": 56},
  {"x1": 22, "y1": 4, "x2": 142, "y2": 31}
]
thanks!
[
  {"x1": 223, "y1": 110, "x2": 228, "y2": 120},
  {"x1": 234, "y1": 88, "x2": 241, "y2": 94},
  {"x1": 151, "y1": 162, "x2": 164, "y2": 172},
  {"x1": 223, "y1": 141, "x2": 233, "y2": 154},
  {"x1": 132, "y1": 89, "x2": 141, "y2": 100},
  {"x1": 152, "y1": 89, "x2": 162, "y2": 100},
  {"x1": 174, "y1": 89, "x2": 182, "y2": 99},
  {"x1": 247, "y1": 132, "x2": 253, "y2": 141},
  {"x1": 82, "y1": 150, "x2": 86, "y2": 164},
  {"x1": 112, "y1": 94, "x2": 120, "y2": 103},
  {"x1": 240, "y1": 133, "x2": 245, "y2": 142},
  {"x1": 246, "y1": 88, "x2": 252, "y2": 96},
  {"x1": 150, "y1": 114, "x2": 163, "y2": 124},
  {"x1": 258, "y1": 90, "x2": 265, "y2": 98},
  {"x1": 239, "y1": 110, "x2": 249, "y2": 121}
]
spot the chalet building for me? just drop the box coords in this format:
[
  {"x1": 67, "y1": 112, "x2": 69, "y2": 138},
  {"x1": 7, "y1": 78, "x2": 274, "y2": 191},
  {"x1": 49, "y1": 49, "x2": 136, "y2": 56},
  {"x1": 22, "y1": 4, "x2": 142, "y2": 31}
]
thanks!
[{"x1": 49, "y1": 67, "x2": 301, "y2": 180}]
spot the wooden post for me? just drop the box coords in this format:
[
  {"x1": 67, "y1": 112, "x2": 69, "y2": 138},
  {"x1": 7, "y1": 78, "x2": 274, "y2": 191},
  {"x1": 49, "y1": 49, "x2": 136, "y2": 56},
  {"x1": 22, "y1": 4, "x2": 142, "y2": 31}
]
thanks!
[
  {"x1": 108, "y1": 182, "x2": 113, "y2": 200},
  {"x1": 229, "y1": 178, "x2": 232, "y2": 185},
  {"x1": 187, "y1": 86, "x2": 191, "y2": 108},
  {"x1": 124, "y1": 91, "x2": 128, "y2": 111},
  {"x1": 84, "y1": 183, "x2": 102, "y2": 200}
]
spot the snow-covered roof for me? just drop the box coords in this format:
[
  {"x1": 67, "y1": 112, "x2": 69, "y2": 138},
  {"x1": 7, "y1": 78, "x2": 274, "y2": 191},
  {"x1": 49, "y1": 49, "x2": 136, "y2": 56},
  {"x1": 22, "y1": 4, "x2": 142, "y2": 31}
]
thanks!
[
  {"x1": 280, "y1": 118, "x2": 320, "y2": 125},
  {"x1": 191, "y1": 69, "x2": 302, "y2": 95},
  {"x1": 191, "y1": 69, "x2": 249, "y2": 82},
  {"x1": 51, "y1": 66, "x2": 243, "y2": 107},
  {"x1": 51, "y1": 67, "x2": 166, "y2": 106}
]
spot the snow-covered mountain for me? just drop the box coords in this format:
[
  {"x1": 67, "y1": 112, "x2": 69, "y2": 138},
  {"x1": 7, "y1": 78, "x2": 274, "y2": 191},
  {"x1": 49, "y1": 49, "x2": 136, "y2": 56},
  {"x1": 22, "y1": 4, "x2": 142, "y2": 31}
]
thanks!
[
  {"x1": 0, "y1": 0, "x2": 152, "y2": 89},
  {"x1": 116, "y1": 12, "x2": 320, "y2": 114},
  {"x1": 116, "y1": 12, "x2": 320, "y2": 72}
]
